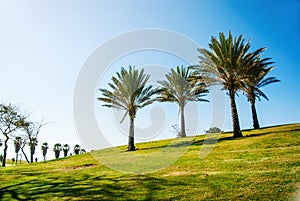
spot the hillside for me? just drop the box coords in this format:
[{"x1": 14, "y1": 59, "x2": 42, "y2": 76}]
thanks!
[{"x1": 0, "y1": 124, "x2": 299, "y2": 200}]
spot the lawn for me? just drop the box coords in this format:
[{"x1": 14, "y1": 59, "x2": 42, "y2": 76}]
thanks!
[{"x1": 0, "y1": 124, "x2": 299, "y2": 200}]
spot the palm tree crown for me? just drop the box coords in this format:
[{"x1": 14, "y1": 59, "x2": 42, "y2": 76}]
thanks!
[
  {"x1": 242, "y1": 57, "x2": 280, "y2": 129},
  {"x1": 98, "y1": 66, "x2": 160, "y2": 151},
  {"x1": 158, "y1": 66, "x2": 208, "y2": 137},
  {"x1": 41, "y1": 142, "x2": 48, "y2": 161}
]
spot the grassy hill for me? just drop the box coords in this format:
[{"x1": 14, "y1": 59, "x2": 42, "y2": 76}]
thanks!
[{"x1": 0, "y1": 124, "x2": 299, "y2": 200}]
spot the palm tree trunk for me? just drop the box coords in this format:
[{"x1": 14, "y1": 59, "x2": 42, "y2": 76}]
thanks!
[
  {"x1": 2, "y1": 136, "x2": 9, "y2": 167},
  {"x1": 229, "y1": 91, "x2": 243, "y2": 137},
  {"x1": 250, "y1": 98, "x2": 260, "y2": 129},
  {"x1": 16, "y1": 153, "x2": 18, "y2": 165},
  {"x1": 128, "y1": 117, "x2": 136, "y2": 151},
  {"x1": 30, "y1": 146, "x2": 34, "y2": 163},
  {"x1": 179, "y1": 103, "x2": 186, "y2": 137},
  {"x1": 43, "y1": 151, "x2": 47, "y2": 161}
]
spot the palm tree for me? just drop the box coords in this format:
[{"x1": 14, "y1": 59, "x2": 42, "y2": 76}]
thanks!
[
  {"x1": 98, "y1": 66, "x2": 160, "y2": 151},
  {"x1": 74, "y1": 144, "x2": 81, "y2": 155},
  {"x1": 242, "y1": 58, "x2": 280, "y2": 129},
  {"x1": 41, "y1": 142, "x2": 48, "y2": 161},
  {"x1": 53, "y1": 143, "x2": 62, "y2": 159},
  {"x1": 29, "y1": 137, "x2": 38, "y2": 163},
  {"x1": 14, "y1": 137, "x2": 22, "y2": 165},
  {"x1": 157, "y1": 66, "x2": 208, "y2": 137},
  {"x1": 193, "y1": 32, "x2": 263, "y2": 137},
  {"x1": 63, "y1": 144, "x2": 70, "y2": 157}
]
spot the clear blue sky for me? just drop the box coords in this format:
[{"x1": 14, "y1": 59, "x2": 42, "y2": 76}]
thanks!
[{"x1": 1, "y1": 0, "x2": 299, "y2": 160}]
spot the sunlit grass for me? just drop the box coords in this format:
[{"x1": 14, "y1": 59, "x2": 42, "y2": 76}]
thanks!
[{"x1": 0, "y1": 123, "x2": 299, "y2": 200}]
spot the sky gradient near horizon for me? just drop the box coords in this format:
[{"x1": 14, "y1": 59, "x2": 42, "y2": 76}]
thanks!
[{"x1": 0, "y1": 0, "x2": 300, "y2": 160}]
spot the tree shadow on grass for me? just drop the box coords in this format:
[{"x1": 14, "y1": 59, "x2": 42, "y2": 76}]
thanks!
[{"x1": 0, "y1": 173, "x2": 184, "y2": 200}]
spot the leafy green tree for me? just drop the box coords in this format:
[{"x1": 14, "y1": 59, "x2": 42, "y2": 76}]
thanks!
[
  {"x1": 242, "y1": 58, "x2": 280, "y2": 129},
  {"x1": 41, "y1": 142, "x2": 48, "y2": 161},
  {"x1": 158, "y1": 66, "x2": 208, "y2": 137},
  {"x1": 74, "y1": 144, "x2": 80, "y2": 155},
  {"x1": 0, "y1": 103, "x2": 28, "y2": 167},
  {"x1": 193, "y1": 32, "x2": 263, "y2": 137},
  {"x1": 98, "y1": 66, "x2": 160, "y2": 151},
  {"x1": 53, "y1": 143, "x2": 62, "y2": 159},
  {"x1": 14, "y1": 136, "x2": 22, "y2": 165},
  {"x1": 63, "y1": 144, "x2": 70, "y2": 157}
]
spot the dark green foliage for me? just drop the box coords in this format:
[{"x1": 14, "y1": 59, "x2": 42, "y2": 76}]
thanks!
[
  {"x1": 192, "y1": 32, "x2": 270, "y2": 137},
  {"x1": 241, "y1": 57, "x2": 280, "y2": 129},
  {"x1": 63, "y1": 144, "x2": 70, "y2": 157},
  {"x1": 74, "y1": 144, "x2": 80, "y2": 155}
]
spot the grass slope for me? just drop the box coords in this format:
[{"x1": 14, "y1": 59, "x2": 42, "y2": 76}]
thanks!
[{"x1": 0, "y1": 124, "x2": 299, "y2": 200}]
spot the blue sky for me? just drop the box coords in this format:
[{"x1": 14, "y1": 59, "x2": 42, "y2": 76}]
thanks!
[{"x1": 0, "y1": 0, "x2": 299, "y2": 160}]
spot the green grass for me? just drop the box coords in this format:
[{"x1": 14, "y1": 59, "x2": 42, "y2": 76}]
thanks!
[{"x1": 0, "y1": 124, "x2": 299, "y2": 200}]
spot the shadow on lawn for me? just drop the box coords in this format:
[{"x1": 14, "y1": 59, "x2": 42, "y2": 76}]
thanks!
[
  {"x1": 134, "y1": 125, "x2": 300, "y2": 151},
  {"x1": 0, "y1": 173, "x2": 184, "y2": 200}
]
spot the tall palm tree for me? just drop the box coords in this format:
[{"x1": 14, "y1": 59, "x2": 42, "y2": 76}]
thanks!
[
  {"x1": 157, "y1": 66, "x2": 208, "y2": 137},
  {"x1": 98, "y1": 66, "x2": 160, "y2": 151},
  {"x1": 14, "y1": 137, "x2": 22, "y2": 165},
  {"x1": 41, "y1": 142, "x2": 48, "y2": 161},
  {"x1": 242, "y1": 58, "x2": 280, "y2": 129},
  {"x1": 193, "y1": 32, "x2": 263, "y2": 137},
  {"x1": 53, "y1": 143, "x2": 62, "y2": 159},
  {"x1": 63, "y1": 144, "x2": 70, "y2": 157}
]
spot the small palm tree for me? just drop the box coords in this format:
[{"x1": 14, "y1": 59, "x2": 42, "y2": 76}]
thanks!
[
  {"x1": 242, "y1": 58, "x2": 280, "y2": 129},
  {"x1": 14, "y1": 137, "x2": 22, "y2": 165},
  {"x1": 98, "y1": 66, "x2": 160, "y2": 151},
  {"x1": 53, "y1": 143, "x2": 62, "y2": 159},
  {"x1": 63, "y1": 144, "x2": 70, "y2": 157},
  {"x1": 0, "y1": 139, "x2": 3, "y2": 147},
  {"x1": 29, "y1": 137, "x2": 38, "y2": 163},
  {"x1": 74, "y1": 144, "x2": 81, "y2": 155},
  {"x1": 41, "y1": 142, "x2": 48, "y2": 161},
  {"x1": 194, "y1": 32, "x2": 263, "y2": 137},
  {"x1": 158, "y1": 66, "x2": 208, "y2": 137}
]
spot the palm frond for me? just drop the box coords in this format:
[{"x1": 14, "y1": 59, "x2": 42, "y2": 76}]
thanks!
[{"x1": 98, "y1": 65, "x2": 159, "y2": 124}]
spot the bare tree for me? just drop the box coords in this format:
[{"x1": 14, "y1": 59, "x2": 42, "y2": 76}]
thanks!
[
  {"x1": 0, "y1": 103, "x2": 28, "y2": 167},
  {"x1": 23, "y1": 120, "x2": 45, "y2": 163}
]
